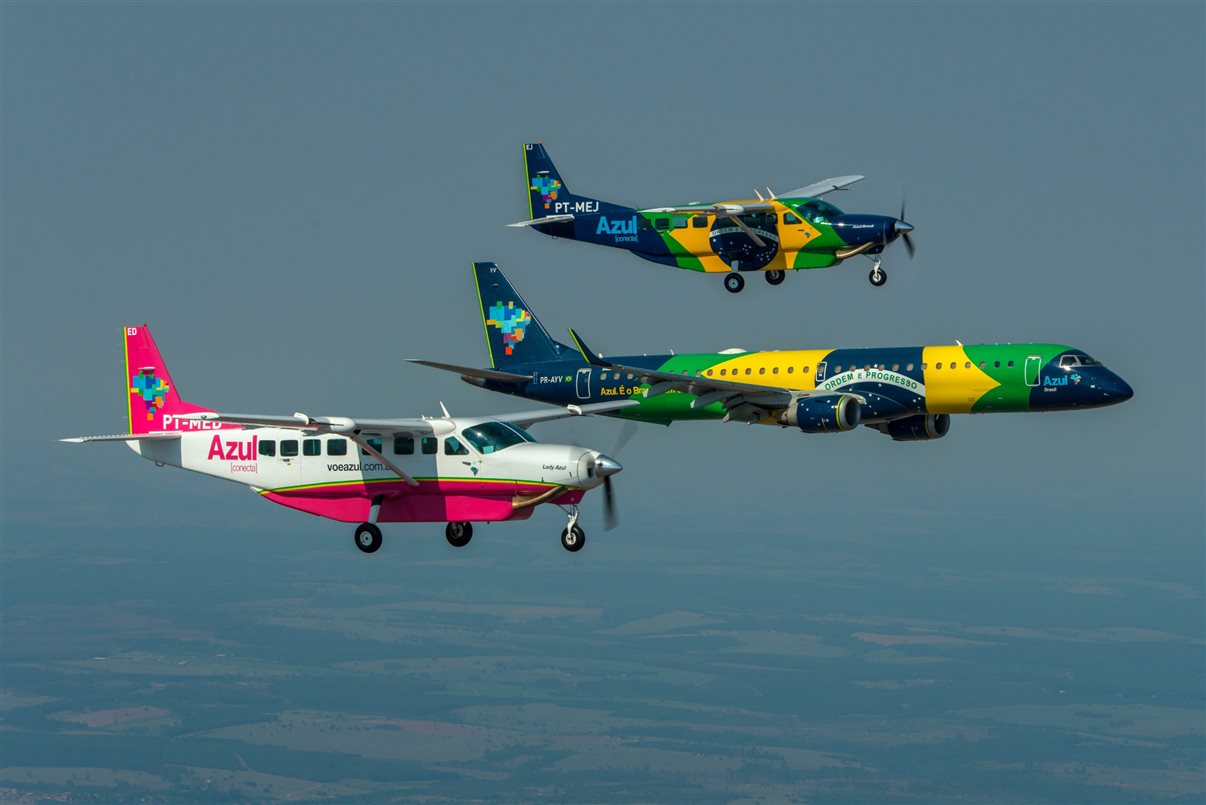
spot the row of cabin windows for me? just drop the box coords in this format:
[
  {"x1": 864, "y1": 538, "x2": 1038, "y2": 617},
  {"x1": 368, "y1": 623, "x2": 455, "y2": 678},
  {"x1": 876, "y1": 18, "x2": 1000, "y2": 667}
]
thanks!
[
  {"x1": 651, "y1": 212, "x2": 809, "y2": 232},
  {"x1": 256, "y1": 436, "x2": 468, "y2": 458},
  {"x1": 684, "y1": 359, "x2": 1018, "y2": 378}
]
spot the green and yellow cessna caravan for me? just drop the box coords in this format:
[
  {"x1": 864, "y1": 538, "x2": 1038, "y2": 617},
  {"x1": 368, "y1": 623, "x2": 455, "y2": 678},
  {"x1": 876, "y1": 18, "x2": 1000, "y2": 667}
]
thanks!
[
  {"x1": 508, "y1": 142, "x2": 914, "y2": 293},
  {"x1": 412, "y1": 263, "x2": 1133, "y2": 440}
]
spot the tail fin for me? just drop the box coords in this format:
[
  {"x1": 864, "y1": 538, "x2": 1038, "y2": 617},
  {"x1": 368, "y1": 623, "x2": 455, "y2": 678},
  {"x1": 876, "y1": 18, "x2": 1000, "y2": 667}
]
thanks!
[
  {"x1": 124, "y1": 325, "x2": 215, "y2": 433},
  {"x1": 522, "y1": 142, "x2": 631, "y2": 221},
  {"x1": 473, "y1": 262, "x2": 578, "y2": 369}
]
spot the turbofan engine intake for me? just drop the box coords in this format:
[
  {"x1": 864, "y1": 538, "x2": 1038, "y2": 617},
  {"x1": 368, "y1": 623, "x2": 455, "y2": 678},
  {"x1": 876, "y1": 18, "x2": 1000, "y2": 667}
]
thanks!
[
  {"x1": 781, "y1": 394, "x2": 861, "y2": 433},
  {"x1": 877, "y1": 414, "x2": 951, "y2": 441}
]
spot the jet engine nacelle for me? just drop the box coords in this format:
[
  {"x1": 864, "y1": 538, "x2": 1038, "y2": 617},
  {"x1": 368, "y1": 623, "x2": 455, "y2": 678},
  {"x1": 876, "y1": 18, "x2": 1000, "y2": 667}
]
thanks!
[
  {"x1": 781, "y1": 394, "x2": 862, "y2": 433},
  {"x1": 877, "y1": 413, "x2": 951, "y2": 441}
]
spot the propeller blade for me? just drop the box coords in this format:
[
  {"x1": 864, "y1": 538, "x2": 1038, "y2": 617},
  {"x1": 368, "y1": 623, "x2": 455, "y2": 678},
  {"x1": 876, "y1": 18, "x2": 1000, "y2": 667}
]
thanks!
[
  {"x1": 902, "y1": 232, "x2": 916, "y2": 258},
  {"x1": 603, "y1": 476, "x2": 618, "y2": 531},
  {"x1": 613, "y1": 420, "x2": 638, "y2": 456}
]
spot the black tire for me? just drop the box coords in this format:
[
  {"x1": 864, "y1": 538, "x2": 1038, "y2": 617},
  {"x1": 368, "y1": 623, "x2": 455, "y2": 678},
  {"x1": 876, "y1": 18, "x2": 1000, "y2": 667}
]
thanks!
[
  {"x1": 723, "y1": 273, "x2": 745, "y2": 294},
  {"x1": 445, "y1": 521, "x2": 473, "y2": 548},
  {"x1": 764, "y1": 270, "x2": 786, "y2": 286},
  {"x1": 354, "y1": 522, "x2": 382, "y2": 554},
  {"x1": 560, "y1": 524, "x2": 586, "y2": 552},
  {"x1": 869, "y1": 267, "x2": 887, "y2": 287}
]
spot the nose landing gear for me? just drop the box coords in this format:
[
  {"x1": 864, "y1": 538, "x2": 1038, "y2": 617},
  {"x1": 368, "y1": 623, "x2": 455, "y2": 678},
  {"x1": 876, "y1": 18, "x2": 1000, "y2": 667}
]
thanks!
[
  {"x1": 723, "y1": 272, "x2": 745, "y2": 294},
  {"x1": 559, "y1": 505, "x2": 586, "y2": 552},
  {"x1": 868, "y1": 258, "x2": 887, "y2": 287}
]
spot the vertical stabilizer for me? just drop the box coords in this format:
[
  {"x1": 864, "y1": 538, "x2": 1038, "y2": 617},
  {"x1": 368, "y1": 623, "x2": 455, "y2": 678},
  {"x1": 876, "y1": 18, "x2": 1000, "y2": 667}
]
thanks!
[
  {"x1": 124, "y1": 325, "x2": 215, "y2": 433},
  {"x1": 472, "y1": 262, "x2": 577, "y2": 369}
]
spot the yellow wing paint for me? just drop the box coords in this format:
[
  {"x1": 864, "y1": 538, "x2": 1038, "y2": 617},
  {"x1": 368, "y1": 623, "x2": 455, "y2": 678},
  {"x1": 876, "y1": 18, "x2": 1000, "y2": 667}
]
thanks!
[{"x1": 922, "y1": 346, "x2": 998, "y2": 413}]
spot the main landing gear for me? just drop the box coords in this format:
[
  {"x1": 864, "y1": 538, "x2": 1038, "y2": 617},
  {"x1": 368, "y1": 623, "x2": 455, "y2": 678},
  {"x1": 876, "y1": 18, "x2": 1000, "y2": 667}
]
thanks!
[
  {"x1": 559, "y1": 505, "x2": 586, "y2": 552},
  {"x1": 354, "y1": 522, "x2": 382, "y2": 554},
  {"x1": 445, "y1": 521, "x2": 473, "y2": 548},
  {"x1": 764, "y1": 269, "x2": 785, "y2": 286},
  {"x1": 868, "y1": 258, "x2": 887, "y2": 287}
]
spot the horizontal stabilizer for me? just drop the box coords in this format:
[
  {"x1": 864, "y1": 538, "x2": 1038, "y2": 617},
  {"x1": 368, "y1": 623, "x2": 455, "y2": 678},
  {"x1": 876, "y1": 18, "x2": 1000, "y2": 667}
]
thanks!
[
  {"x1": 507, "y1": 214, "x2": 575, "y2": 228},
  {"x1": 406, "y1": 359, "x2": 533, "y2": 385},
  {"x1": 61, "y1": 432, "x2": 182, "y2": 443}
]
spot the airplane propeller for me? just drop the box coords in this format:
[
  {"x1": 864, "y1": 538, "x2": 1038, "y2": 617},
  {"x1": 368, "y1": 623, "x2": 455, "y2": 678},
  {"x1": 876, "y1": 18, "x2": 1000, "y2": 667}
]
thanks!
[
  {"x1": 897, "y1": 196, "x2": 916, "y2": 258},
  {"x1": 603, "y1": 475, "x2": 618, "y2": 531}
]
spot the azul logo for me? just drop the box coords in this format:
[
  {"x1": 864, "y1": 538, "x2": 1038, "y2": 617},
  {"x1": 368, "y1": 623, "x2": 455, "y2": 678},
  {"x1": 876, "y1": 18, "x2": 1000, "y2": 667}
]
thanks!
[
  {"x1": 530, "y1": 175, "x2": 561, "y2": 210},
  {"x1": 486, "y1": 301, "x2": 532, "y2": 356},
  {"x1": 130, "y1": 367, "x2": 169, "y2": 421},
  {"x1": 1044, "y1": 372, "x2": 1082, "y2": 387},
  {"x1": 596, "y1": 216, "x2": 638, "y2": 242},
  {"x1": 207, "y1": 434, "x2": 258, "y2": 461}
]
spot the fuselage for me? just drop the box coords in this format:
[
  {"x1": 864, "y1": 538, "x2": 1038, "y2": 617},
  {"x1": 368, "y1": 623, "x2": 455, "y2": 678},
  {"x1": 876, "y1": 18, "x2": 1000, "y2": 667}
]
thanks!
[
  {"x1": 470, "y1": 343, "x2": 1132, "y2": 426},
  {"x1": 129, "y1": 419, "x2": 597, "y2": 523},
  {"x1": 535, "y1": 197, "x2": 901, "y2": 274}
]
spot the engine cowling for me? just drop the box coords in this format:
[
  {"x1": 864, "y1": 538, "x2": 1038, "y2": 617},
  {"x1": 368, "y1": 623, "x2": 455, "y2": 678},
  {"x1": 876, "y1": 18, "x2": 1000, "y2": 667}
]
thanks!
[
  {"x1": 878, "y1": 414, "x2": 951, "y2": 441},
  {"x1": 781, "y1": 394, "x2": 862, "y2": 433}
]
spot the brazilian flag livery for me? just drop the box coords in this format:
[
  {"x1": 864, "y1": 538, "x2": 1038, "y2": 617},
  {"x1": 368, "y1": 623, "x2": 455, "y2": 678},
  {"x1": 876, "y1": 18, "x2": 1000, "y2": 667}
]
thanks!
[{"x1": 419, "y1": 263, "x2": 1133, "y2": 439}]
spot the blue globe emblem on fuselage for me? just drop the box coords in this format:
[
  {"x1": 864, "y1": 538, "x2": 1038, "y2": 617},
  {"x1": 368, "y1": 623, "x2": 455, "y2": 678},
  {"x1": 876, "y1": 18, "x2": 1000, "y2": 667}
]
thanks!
[{"x1": 709, "y1": 212, "x2": 780, "y2": 270}]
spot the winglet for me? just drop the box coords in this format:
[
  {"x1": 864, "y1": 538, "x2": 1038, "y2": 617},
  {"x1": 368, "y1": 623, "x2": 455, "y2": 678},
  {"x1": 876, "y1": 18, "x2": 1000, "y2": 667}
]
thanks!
[{"x1": 567, "y1": 328, "x2": 607, "y2": 367}]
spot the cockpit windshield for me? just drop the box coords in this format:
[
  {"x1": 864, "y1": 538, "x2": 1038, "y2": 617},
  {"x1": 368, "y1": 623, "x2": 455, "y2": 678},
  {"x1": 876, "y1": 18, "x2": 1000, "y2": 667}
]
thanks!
[
  {"x1": 460, "y1": 421, "x2": 535, "y2": 454},
  {"x1": 1059, "y1": 354, "x2": 1102, "y2": 369},
  {"x1": 794, "y1": 199, "x2": 843, "y2": 224}
]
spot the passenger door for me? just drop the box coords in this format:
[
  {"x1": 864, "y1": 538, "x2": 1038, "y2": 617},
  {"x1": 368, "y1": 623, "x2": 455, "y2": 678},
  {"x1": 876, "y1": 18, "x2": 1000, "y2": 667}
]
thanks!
[
  {"x1": 575, "y1": 367, "x2": 592, "y2": 400},
  {"x1": 1024, "y1": 355, "x2": 1042, "y2": 387}
]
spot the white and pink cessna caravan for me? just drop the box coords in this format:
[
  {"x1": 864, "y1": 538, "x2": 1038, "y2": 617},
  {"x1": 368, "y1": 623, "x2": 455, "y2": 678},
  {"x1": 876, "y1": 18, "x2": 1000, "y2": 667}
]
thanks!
[{"x1": 64, "y1": 326, "x2": 628, "y2": 554}]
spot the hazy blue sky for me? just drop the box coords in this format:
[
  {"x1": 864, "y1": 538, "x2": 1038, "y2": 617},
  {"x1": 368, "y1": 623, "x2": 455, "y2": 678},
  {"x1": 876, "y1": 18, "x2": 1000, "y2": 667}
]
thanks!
[{"x1": 1, "y1": 3, "x2": 1202, "y2": 798}]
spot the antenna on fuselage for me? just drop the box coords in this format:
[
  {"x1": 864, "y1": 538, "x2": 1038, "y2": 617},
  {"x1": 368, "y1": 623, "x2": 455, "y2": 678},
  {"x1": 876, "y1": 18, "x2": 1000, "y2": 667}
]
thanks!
[{"x1": 439, "y1": 401, "x2": 451, "y2": 418}]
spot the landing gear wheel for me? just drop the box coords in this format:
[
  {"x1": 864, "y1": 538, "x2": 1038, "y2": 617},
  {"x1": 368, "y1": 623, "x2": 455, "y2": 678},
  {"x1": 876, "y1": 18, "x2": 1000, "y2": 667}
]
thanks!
[
  {"x1": 764, "y1": 270, "x2": 785, "y2": 286},
  {"x1": 723, "y1": 273, "x2": 745, "y2": 294},
  {"x1": 869, "y1": 267, "x2": 887, "y2": 287},
  {"x1": 354, "y1": 522, "x2": 382, "y2": 554},
  {"x1": 445, "y1": 521, "x2": 473, "y2": 548},
  {"x1": 560, "y1": 524, "x2": 586, "y2": 552}
]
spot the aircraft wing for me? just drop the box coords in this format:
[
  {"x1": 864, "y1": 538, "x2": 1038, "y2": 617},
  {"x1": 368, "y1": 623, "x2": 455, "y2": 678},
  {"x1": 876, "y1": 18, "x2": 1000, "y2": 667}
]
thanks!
[
  {"x1": 493, "y1": 400, "x2": 639, "y2": 429},
  {"x1": 406, "y1": 359, "x2": 532, "y2": 385},
  {"x1": 778, "y1": 175, "x2": 864, "y2": 198},
  {"x1": 506, "y1": 214, "x2": 575, "y2": 228},
  {"x1": 567, "y1": 329, "x2": 861, "y2": 423},
  {"x1": 638, "y1": 202, "x2": 776, "y2": 215}
]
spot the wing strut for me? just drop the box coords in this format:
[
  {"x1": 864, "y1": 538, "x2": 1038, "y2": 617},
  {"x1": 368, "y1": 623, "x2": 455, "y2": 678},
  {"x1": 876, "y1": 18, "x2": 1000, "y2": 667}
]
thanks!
[{"x1": 348, "y1": 433, "x2": 420, "y2": 487}]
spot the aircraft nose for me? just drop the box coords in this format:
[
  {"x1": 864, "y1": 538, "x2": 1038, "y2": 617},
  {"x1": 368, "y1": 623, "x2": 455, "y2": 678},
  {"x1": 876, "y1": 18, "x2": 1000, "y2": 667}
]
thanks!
[
  {"x1": 1107, "y1": 374, "x2": 1134, "y2": 403},
  {"x1": 594, "y1": 454, "x2": 623, "y2": 478}
]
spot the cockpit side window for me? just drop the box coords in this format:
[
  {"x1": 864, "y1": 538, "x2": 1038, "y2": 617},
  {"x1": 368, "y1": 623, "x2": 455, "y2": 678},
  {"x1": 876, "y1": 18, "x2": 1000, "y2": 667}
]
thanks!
[
  {"x1": 795, "y1": 199, "x2": 842, "y2": 224},
  {"x1": 1080, "y1": 355, "x2": 1101, "y2": 366},
  {"x1": 1059, "y1": 355, "x2": 1080, "y2": 369}
]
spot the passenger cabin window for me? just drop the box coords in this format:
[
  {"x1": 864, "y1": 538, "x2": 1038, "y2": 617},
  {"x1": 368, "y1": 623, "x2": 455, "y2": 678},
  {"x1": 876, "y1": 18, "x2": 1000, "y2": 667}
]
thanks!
[
  {"x1": 1007, "y1": 360, "x2": 1015, "y2": 368},
  {"x1": 259, "y1": 440, "x2": 276, "y2": 457},
  {"x1": 672, "y1": 216, "x2": 688, "y2": 229},
  {"x1": 327, "y1": 439, "x2": 347, "y2": 456},
  {"x1": 360, "y1": 438, "x2": 382, "y2": 456},
  {"x1": 303, "y1": 439, "x2": 321, "y2": 457},
  {"x1": 393, "y1": 436, "x2": 414, "y2": 455},
  {"x1": 421, "y1": 436, "x2": 437, "y2": 455},
  {"x1": 892, "y1": 363, "x2": 900, "y2": 371},
  {"x1": 787, "y1": 366, "x2": 794, "y2": 374},
  {"x1": 281, "y1": 440, "x2": 299, "y2": 457},
  {"x1": 906, "y1": 363, "x2": 914, "y2": 371},
  {"x1": 783, "y1": 212, "x2": 801, "y2": 225},
  {"x1": 964, "y1": 362, "x2": 971, "y2": 369},
  {"x1": 654, "y1": 218, "x2": 670, "y2": 231},
  {"x1": 994, "y1": 361, "x2": 1001, "y2": 368},
  {"x1": 692, "y1": 215, "x2": 708, "y2": 228},
  {"x1": 461, "y1": 421, "x2": 534, "y2": 454},
  {"x1": 444, "y1": 437, "x2": 469, "y2": 456}
]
